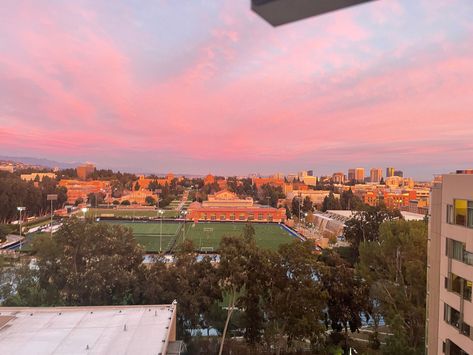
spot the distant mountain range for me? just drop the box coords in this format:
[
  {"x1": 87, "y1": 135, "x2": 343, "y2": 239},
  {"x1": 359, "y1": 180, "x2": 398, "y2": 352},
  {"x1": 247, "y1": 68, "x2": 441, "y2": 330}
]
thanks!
[
  {"x1": 0, "y1": 156, "x2": 78, "y2": 169},
  {"x1": 0, "y1": 155, "x2": 204, "y2": 177}
]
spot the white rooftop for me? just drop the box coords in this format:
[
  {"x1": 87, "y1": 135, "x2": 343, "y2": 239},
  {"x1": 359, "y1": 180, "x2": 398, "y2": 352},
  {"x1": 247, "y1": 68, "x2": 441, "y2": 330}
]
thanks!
[
  {"x1": 327, "y1": 210, "x2": 426, "y2": 221},
  {"x1": 0, "y1": 304, "x2": 176, "y2": 355}
]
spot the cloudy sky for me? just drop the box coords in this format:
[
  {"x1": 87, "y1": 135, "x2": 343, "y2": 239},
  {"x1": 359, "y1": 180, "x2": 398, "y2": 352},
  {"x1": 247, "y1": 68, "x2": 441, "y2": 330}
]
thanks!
[{"x1": 1, "y1": 0, "x2": 472, "y2": 179}]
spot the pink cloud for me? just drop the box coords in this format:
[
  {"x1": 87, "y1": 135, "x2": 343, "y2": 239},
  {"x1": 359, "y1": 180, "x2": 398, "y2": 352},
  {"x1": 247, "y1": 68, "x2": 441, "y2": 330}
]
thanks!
[{"x1": 1, "y1": 0, "x2": 472, "y2": 176}]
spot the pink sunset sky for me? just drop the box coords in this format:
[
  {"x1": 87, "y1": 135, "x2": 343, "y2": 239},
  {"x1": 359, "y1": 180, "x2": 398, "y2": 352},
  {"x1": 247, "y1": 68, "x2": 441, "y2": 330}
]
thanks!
[{"x1": 0, "y1": 0, "x2": 472, "y2": 179}]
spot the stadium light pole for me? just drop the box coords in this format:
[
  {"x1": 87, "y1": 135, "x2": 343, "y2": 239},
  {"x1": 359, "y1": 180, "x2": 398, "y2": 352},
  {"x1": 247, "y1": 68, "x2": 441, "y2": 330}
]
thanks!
[
  {"x1": 17, "y1": 207, "x2": 26, "y2": 250},
  {"x1": 159, "y1": 209, "x2": 164, "y2": 253},
  {"x1": 47, "y1": 194, "x2": 58, "y2": 238},
  {"x1": 183, "y1": 211, "x2": 188, "y2": 241}
]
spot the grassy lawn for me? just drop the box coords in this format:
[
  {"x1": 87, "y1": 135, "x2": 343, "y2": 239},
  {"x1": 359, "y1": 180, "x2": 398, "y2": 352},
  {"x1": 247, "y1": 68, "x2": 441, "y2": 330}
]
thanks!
[
  {"x1": 87, "y1": 208, "x2": 178, "y2": 218},
  {"x1": 96, "y1": 220, "x2": 296, "y2": 253},
  {"x1": 179, "y1": 222, "x2": 296, "y2": 252},
  {"x1": 102, "y1": 220, "x2": 182, "y2": 252}
]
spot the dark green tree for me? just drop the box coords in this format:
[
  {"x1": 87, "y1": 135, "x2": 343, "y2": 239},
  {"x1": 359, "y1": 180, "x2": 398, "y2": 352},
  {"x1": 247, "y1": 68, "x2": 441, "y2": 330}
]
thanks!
[
  {"x1": 357, "y1": 220, "x2": 428, "y2": 354},
  {"x1": 320, "y1": 252, "x2": 370, "y2": 353},
  {"x1": 321, "y1": 191, "x2": 341, "y2": 211},
  {"x1": 263, "y1": 241, "x2": 327, "y2": 353},
  {"x1": 344, "y1": 206, "x2": 402, "y2": 254}
]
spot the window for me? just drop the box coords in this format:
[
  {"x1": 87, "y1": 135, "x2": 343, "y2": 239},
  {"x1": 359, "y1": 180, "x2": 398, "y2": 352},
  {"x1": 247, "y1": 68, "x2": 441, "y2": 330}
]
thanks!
[
  {"x1": 465, "y1": 280, "x2": 473, "y2": 301},
  {"x1": 461, "y1": 322, "x2": 471, "y2": 337},
  {"x1": 248, "y1": 214, "x2": 254, "y2": 221},
  {"x1": 446, "y1": 339, "x2": 470, "y2": 355},
  {"x1": 468, "y1": 201, "x2": 473, "y2": 228},
  {"x1": 239, "y1": 214, "x2": 245, "y2": 221},
  {"x1": 444, "y1": 303, "x2": 461, "y2": 329},
  {"x1": 455, "y1": 199, "x2": 468, "y2": 226},
  {"x1": 447, "y1": 204, "x2": 454, "y2": 224},
  {"x1": 258, "y1": 213, "x2": 263, "y2": 221},
  {"x1": 210, "y1": 214, "x2": 216, "y2": 221},
  {"x1": 230, "y1": 214, "x2": 235, "y2": 221},
  {"x1": 449, "y1": 273, "x2": 472, "y2": 301},
  {"x1": 447, "y1": 239, "x2": 473, "y2": 266},
  {"x1": 444, "y1": 304, "x2": 471, "y2": 339},
  {"x1": 268, "y1": 215, "x2": 273, "y2": 222},
  {"x1": 220, "y1": 215, "x2": 225, "y2": 221}
]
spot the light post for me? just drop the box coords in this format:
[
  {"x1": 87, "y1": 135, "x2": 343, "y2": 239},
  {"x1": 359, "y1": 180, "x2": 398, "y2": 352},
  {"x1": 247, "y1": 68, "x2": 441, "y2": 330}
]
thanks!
[
  {"x1": 158, "y1": 209, "x2": 164, "y2": 253},
  {"x1": 182, "y1": 211, "x2": 188, "y2": 241},
  {"x1": 17, "y1": 207, "x2": 26, "y2": 250},
  {"x1": 47, "y1": 194, "x2": 58, "y2": 238},
  {"x1": 81, "y1": 207, "x2": 88, "y2": 219}
]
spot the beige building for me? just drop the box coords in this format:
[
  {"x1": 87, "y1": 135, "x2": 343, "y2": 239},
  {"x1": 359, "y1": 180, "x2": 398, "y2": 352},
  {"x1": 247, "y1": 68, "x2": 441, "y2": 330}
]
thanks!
[
  {"x1": 427, "y1": 171, "x2": 473, "y2": 355},
  {"x1": 0, "y1": 164, "x2": 14, "y2": 173},
  {"x1": 287, "y1": 190, "x2": 337, "y2": 205},
  {"x1": 203, "y1": 190, "x2": 254, "y2": 208},
  {"x1": 20, "y1": 172, "x2": 56, "y2": 182}
]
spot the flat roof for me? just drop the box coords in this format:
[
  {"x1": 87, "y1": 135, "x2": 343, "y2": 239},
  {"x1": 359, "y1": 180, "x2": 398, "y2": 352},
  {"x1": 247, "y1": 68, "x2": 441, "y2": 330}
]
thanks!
[
  {"x1": 0, "y1": 304, "x2": 176, "y2": 355},
  {"x1": 327, "y1": 210, "x2": 426, "y2": 221}
]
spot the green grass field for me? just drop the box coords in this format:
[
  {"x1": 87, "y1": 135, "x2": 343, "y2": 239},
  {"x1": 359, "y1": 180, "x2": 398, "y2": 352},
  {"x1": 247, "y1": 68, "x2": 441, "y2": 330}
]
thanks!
[
  {"x1": 103, "y1": 220, "x2": 296, "y2": 253},
  {"x1": 103, "y1": 220, "x2": 182, "y2": 252},
  {"x1": 181, "y1": 222, "x2": 295, "y2": 252},
  {"x1": 87, "y1": 208, "x2": 178, "y2": 218}
]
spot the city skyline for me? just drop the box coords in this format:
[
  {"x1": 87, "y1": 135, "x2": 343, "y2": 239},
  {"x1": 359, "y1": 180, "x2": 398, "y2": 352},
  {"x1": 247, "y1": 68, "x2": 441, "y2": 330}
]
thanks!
[{"x1": 1, "y1": 0, "x2": 472, "y2": 179}]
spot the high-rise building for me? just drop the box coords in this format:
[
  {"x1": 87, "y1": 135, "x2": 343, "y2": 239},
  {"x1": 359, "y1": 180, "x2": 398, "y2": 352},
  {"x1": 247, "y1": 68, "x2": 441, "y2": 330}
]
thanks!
[
  {"x1": 386, "y1": 167, "x2": 395, "y2": 178},
  {"x1": 307, "y1": 170, "x2": 314, "y2": 177},
  {"x1": 348, "y1": 169, "x2": 356, "y2": 182},
  {"x1": 394, "y1": 170, "x2": 404, "y2": 177},
  {"x1": 427, "y1": 170, "x2": 473, "y2": 355},
  {"x1": 76, "y1": 163, "x2": 96, "y2": 180},
  {"x1": 355, "y1": 168, "x2": 365, "y2": 183},
  {"x1": 370, "y1": 168, "x2": 383, "y2": 183}
]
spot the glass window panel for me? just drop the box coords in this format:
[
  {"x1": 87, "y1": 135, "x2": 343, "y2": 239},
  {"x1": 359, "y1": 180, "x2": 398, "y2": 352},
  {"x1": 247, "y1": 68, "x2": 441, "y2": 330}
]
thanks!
[
  {"x1": 468, "y1": 201, "x2": 473, "y2": 228},
  {"x1": 452, "y1": 240, "x2": 464, "y2": 261},
  {"x1": 463, "y1": 283, "x2": 472, "y2": 300},
  {"x1": 455, "y1": 200, "x2": 467, "y2": 226},
  {"x1": 451, "y1": 274, "x2": 462, "y2": 294},
  {"x1": 464, "y1": 250, "x2": 473, "y2": 266},
  {"x1": 447, "y1": 204, "x2": 454, "y2": 224}
]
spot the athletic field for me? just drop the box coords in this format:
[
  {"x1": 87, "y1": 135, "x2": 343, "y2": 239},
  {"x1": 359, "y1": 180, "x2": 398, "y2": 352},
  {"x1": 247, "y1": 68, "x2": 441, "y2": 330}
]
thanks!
[
  {"x1": 104, "y1": 220, "x2": 182, "y2": 252},
  {"x1": 103, "y1": 220, "x2": 297, "y2": 253},
  {"x1": 181, "y1": 222, "x2": 295, "y2": 252}
]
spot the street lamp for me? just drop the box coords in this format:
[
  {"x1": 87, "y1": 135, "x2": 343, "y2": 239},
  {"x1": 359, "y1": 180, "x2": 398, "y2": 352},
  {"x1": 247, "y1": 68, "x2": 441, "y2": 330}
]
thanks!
[
  {"x1": 47, "y1": 194, "x2": 58, "y2": 238},
  {"x1": 17, "y1": 206, "x2": 26, "y2": 241},
  {"x1": 81, "y1": 207, "x2": 88, "y2": 219},
  {"x1": 182, "y1": 211, "x2": 188, "y2": 241},
  {"x1": 158, "y1": 209, "x2": 164, "y2": 253}
]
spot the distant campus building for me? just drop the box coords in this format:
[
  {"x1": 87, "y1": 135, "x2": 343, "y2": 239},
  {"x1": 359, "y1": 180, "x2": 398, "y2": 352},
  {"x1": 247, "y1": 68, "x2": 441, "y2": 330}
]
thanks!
[
  {"x1": 188, "y1": 190, "x2": 286, "y2": 222},
  {"x1": 20, "y1": 172, "x2": 56, "y2": 182},
  {"x1": 76, "y1": 163, "x2": 96, "y2": 180},
  {"x1": 59, "y1": 179, "x2": 110, "y2": 204}
]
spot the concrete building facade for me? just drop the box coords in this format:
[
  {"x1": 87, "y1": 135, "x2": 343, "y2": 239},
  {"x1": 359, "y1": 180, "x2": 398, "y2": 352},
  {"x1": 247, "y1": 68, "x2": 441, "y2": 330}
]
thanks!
[{"x1": 427, "y1": 171, "x2": 473, "y2": 355}]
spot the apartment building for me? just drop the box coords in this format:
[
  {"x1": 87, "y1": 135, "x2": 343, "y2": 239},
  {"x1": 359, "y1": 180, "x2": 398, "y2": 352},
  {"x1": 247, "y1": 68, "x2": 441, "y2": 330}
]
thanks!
[{"x1": 427, "y1": 171, "x2": 473, "y2": 355}]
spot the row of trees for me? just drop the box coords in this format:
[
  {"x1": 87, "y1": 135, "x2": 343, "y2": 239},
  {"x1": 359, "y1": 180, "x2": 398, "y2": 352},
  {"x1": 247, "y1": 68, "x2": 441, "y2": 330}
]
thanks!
[
  {"x1": 0, "y1": 172, "x2": 67, "y2": 222},
  {"x1": 321, "y1": 189, "x2": 364, "y2": 212},
  {"x1": 0, "y1": 213, "x2": 427, "y2": 354}
]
